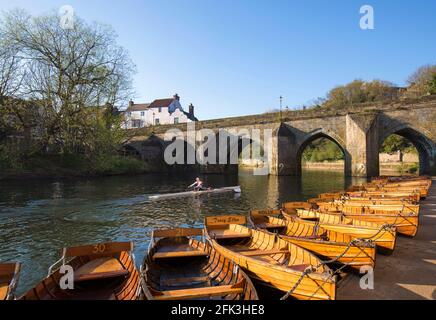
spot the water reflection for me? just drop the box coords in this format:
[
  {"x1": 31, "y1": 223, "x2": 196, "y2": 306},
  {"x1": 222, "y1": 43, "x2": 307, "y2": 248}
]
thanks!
[{"x1": 0, "y1": 169, "x2": 366, "y2": 295}]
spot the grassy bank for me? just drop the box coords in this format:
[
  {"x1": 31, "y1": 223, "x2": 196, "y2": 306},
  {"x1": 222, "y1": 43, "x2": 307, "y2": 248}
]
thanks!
[
  {"x1": 302, "y1": 160, "x2": 419, "y2": 175},
  {"x1": 0, "y1": 152, "x2": 153, "y2": 180}
]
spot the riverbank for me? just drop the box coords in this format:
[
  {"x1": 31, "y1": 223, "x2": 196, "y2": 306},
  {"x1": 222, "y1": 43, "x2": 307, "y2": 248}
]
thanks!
[
  {"x1": 0, "y1": 154, "x2": 156, "y2": 181},
  {"x1": 303, "y1": 161, "x2": 419, "y2": 175}
]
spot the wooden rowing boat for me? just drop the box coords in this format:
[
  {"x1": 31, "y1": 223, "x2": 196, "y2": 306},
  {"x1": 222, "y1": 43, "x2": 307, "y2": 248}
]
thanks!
[
  {"x1": 318, "y1": 191, "x2": 421, "y2": 202},
  {"x1": 281, "y1": 207, "x2": 397, "y2": 252},
  {"x1": 148, "y1": 186, "x2": 241, "y2": 200},
  {"x1": 316, "y1": 202, "x2": 420, "y2": 215},
  {"x1": 310, "y1": 196, "x2": 417, "y2": 206},
  {"x1": 0, "y1": 263, "x2": 21, "y2": 300},
  {"x1": 348, "y1": 185, "x2": 429, "y2": 198},
  {"x1": 249, "y1": 210, "x2": 376, "y2": 270},
  {"x1": 204, "y1": 215, "x2": 337, "y2": 300},
  {"x1": 371, "y1": 175, "x2": 431, "y2": 182},
  {"x1": 294, "y1": 206, "x2": 416, "y2": 237},
  {"x1": 141, "y1": 228, "x2": 258, "y2": 300},
  {"x1": 370, "y1": 177, "x2": 432, "y2": 187},
  {"x1": 21, "y1": 242, "x2": 141, "y2": 300}
]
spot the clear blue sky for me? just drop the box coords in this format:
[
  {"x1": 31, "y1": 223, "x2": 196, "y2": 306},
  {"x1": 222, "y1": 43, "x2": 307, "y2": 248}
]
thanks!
[{"x1": 1, "y1": 0, "x2": 435, "y2": 120}]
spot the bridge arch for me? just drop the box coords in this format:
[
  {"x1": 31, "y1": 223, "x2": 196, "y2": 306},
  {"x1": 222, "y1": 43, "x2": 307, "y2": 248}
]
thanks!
[
  {"x1": 379, "y1": 124, "x2": 435, "y2": 175},
  {"x1": 296, "y1": 129, "x2": 351, "y2": 176}
]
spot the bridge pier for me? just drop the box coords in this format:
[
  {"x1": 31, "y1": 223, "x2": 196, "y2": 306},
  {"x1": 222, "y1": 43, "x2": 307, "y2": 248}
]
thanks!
[{"x1": 345, "y1": 113, "x2": 380, "y2": 177}]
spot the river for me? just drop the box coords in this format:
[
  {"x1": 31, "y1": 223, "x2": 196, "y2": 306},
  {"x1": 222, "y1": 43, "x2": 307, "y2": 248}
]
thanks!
[{"x1": 0, "y1": 169, "x2": 366, "y2": 295}]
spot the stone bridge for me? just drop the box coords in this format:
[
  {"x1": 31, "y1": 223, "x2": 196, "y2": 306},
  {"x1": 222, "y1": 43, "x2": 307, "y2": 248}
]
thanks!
[{"x1": 126, "y1": 97, "x2": 436, "y2": 177}]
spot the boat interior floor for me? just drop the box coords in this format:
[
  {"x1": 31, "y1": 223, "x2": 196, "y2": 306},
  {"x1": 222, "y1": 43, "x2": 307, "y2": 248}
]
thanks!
[
  {"x1": 0, "y1": 282, "x2": 9, "y2": 300},
  {"x1": 152, "y1": 261, "x2": 240, "y2": 300}
]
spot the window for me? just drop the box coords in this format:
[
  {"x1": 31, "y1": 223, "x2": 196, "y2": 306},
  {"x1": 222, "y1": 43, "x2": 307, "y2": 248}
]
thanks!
[
  {"x1": 127, "y1": 112, "x2": 131, "y2": 116},
  {"x1": 158, "y1": 107, "x2": 162, "y2": 113},
  {"x1": 140, "y1": 111, "x2": 145, "y2": 116},
  {"x1": 155, "y1": 118, "x2": 160, "y2": 125},
  {"x1": 174, "y1": 117, "x2": 179, "y2": 124},
  {"x1": 132, "y1": 119, "x2": 142, "y2": 128}
]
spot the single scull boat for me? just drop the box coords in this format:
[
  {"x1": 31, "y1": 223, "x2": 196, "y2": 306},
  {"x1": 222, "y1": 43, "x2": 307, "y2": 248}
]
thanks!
[{"x1": 148, "y1": 186, "x2": 241, "y2": 200}]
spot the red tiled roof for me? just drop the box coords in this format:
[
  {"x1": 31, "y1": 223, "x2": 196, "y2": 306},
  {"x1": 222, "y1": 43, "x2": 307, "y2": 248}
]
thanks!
[
  {"x1": 126, "y1": 103, "x2": 150, "y2": 112},
  {"x1": 148, "y1": 98, "x2": 174, "y2": 109}
]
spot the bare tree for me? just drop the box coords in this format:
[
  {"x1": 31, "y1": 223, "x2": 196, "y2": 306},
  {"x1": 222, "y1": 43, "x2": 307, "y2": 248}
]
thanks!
[{"x1": 0, "y1": 9, "x2": 136, "y2": 155}]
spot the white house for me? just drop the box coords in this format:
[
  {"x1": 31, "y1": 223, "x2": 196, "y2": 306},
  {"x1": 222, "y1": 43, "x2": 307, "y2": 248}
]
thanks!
[{"x1": 123, "y1": 94, "x2": 198, "y2": 128}]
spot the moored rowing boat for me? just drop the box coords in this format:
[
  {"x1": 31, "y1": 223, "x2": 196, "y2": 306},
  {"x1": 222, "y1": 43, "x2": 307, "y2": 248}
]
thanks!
[
  {"x1": 249, "y1": 210, "x2": 376, "y2": 270},
  {"x1": 318, "y1": 191, "x2": 421, "y2": 202},
  {"x1": 316, "y1": 202, "x2": 420, "y2": 215},
  {"x1": 141, "y1": 228, "x2": 258, "y2": 300},
  {"x1": 0, "y1": 263, "x2": 21, "y2": 300},
  {"x1": 21, "y1": 242, "x2": 141, "y2": 300},
  {"x1": 280, "y1": 206, "x2": 397, "y2": 252},
  {"x1": 204, "y1": 215, "x2": 337, "y2": 300}
]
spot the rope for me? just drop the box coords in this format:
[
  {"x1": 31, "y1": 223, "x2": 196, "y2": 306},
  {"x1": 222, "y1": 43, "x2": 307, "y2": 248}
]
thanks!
[{"x1": 279, "y1": 237, "x2": 374, "y2": 300}]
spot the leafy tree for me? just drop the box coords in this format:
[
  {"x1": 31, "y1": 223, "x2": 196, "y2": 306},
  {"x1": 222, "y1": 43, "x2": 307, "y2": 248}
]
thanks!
[
  {"x1": 380, "y1": 134, "x2": 416, "y2": 154},
  {"x1": 302, "y1": 138, "x2": 344, "y2": 162},
  {"x1": 323, "y1": 80, "x2": 398, "y2": 109},
  {"x1": 406, "y1": 64, "x2": 436, "y2": 97},
  {"x1": 429, "y1": 73, "x2": 436, "y2": 95}
]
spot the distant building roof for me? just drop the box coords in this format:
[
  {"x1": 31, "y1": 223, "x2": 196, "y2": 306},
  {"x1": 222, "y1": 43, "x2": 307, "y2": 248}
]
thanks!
[
  {"x1": 148, "y1": 98, "x2": 175, "y2": 109},
  {"x1": 126, "y1": 103, "x2": 150, "y2": 112}
]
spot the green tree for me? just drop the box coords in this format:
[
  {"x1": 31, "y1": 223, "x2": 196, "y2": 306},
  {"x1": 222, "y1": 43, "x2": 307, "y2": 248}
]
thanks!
[
  {"x1": 323, "y1": 79, "x2": 398, "y2": 109},
  {"x1": 429, "y1": 73, "x2": 436, "y2": 95},
  {"x1": 405, "y1": 64, "x2": 436, "y2": 97},
  {"x1": 380, "y1": 134, "x2": 415, "y2": 153}
]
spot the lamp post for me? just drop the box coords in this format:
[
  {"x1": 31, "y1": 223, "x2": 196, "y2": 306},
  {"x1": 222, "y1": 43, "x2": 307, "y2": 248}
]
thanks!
[{"x1": 279, "y1": 95, "x2": 283, "y2": 122}]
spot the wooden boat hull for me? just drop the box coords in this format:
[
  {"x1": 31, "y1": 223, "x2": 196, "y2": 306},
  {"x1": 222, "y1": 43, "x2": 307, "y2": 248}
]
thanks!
[
  {"x1": 345, "y1": 192, "x2": 421, "y2": 202},
  {"x1": 141, "y1": 228, "x2": 258, "y2": 300},
  {"x1": 349, "y1": 186, "x2": 428, "y2": 199},
  {"x1": 317, "y1": 202, "x2": 420, "y2": 215},
  {"x1": 283, "y1": 210, "x2": 397, "y2": 252},
  {"x1": 311, "y1": 197, "x2": 417, "y2": 206},
  {"x1": 21, "y1": 242, "x2": 140, "y2": 300},
  {"x1": 0, "y1": 263, "x2": 21, "y2": 300},
  {"x1": 249, "y1": 211, "x2": 376, "y2": 269},
  {"x1": 205, "y1": 215, "x2": 337, "y2": 300},
  {"x1": 295, "y1": 208, "x2": 416, "y2": 238}
]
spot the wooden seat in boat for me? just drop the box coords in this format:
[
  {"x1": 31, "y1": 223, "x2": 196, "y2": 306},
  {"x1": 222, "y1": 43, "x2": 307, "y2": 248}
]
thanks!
[
  {"x1": 153, "y1": 282, "x2": 245, "y2": 300},
  {"x1": 0, "y1": 282, "x2": 9, "y2": 300},
  {"x1": 288, "y1": 264, "x2": 311, "y2": 272},
  {"x1": 161, "y1": 276, "x2": 210, "y2": 287},
  {"x1": 208, "y1": 229, "x2": 251, "y2": 239},
  {"x1": 259, "y1": 223, "x2": 286, "y2": 229},
  {"x1": 74, "y1": 257, "x2": 129, "y2": 282},
  {"x1": 236, "y1": 249, "x2": 289, "y2": 256},
  {"x1": 152, "y1": 243, "x2": 208, "y2": 260}
]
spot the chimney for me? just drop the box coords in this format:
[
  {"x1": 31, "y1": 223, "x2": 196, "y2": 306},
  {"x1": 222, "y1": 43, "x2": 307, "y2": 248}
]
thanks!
[
  {"x1": 173, "y1": 93, "x2": 180, "y2": 101},
  {"x1": 188, "y1": 103, "x2": 194, "y2": 115}
]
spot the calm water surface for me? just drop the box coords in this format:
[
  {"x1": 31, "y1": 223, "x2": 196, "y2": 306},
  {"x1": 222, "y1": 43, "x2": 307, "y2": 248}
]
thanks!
[{"x1": 0, "y1": 169, "x2": 366, "y2": 295}]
